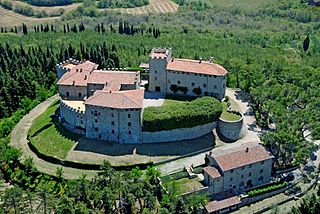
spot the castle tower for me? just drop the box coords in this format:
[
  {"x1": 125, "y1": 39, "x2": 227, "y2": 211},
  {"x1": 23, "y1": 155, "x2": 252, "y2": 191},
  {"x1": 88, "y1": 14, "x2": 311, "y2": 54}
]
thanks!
[{"x1": 148, "y1": 48, "x2": 172, "y2": 93}]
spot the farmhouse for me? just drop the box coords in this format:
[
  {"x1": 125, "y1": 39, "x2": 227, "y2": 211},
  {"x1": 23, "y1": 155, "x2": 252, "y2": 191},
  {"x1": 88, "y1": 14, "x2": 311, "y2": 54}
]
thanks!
[
  {"x1": 56, "y1": 48, "x2": 229, "y2": 144},
  {"x1": 203, "y1": 143, "x2": 274, "y2": 194},
  {"x1": 143, "y1": 48, "x2": 228, "y2": 100}
]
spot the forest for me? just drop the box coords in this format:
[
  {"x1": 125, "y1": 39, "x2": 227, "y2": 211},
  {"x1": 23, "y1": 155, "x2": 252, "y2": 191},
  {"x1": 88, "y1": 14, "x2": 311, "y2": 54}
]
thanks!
[{"x1": 0, "y1": 0, "x2": 319, "y2": 212}]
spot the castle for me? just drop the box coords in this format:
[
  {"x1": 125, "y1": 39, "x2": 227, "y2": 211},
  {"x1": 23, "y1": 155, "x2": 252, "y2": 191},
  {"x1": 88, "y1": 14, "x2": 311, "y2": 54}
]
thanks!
[{"x1": 56, "y1": 48, "x2": 228, "y2": 144}]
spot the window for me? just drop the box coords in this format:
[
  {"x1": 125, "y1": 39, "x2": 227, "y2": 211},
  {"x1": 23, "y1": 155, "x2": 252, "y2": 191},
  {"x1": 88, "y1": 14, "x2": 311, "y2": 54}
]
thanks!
[
  {"x1": 249, "y1": 164, "x2": 252, "y2": 168},
  {"x1": 111, "y1": 113, "x2": 114, "y2": 117},
  {"x1": 66, "y1": 92, "x2": 70, "y2": 97},
  {"x1": 112, "y1": 130, "x2": 115, "y2": 134},
  {"x1": 213, "y1": 75, "x2": 217, "y2": 78},
  {"x1": 128, "y1": 131, "x2": 132, "y2": 135},
  {"x1": 111, "y1": 121, "x2": 115, "y2": 125},
  {"x1": 241, "y1": 175, "x2": 244, "y2": 178},
  {"x1": 91, "y1": 111, "x2": 93, "y2": 115},
  {"x1": 214, "y1": 85, "x2": 217, "y2": 89},
  {"x1": 261, "y1": 161, "x2": 264, "y2": 165},
  {"x1": 95, "y1": 128, "x2": 98, "y2": 132},
  {"x1": 80, "y1": 120, "x2": 83, "y2": 124},
  {"x1": 249, "y1": 173, "x2": 252, "y2": 177},
  {"x1": 155, "y1": 76, "x2": 157, "y2": 81},
  {"x1": 78, "y1": 92, "x2": 82, "y2": 98},
  {"x1": 241, "y1": 166, "x2": 245, "y2": 170},
  {"x1": 128, "y1": 122, "x2": 131, "y2": 127},
  {"x1": 128, "y1": 114, "x2": 131, "y2": 118},
  {"x1": 95, "y1": 119, "x2": 98, "y2": 123},
  {"x1": 191, "y1": 82, "x2": 195, "y2": 86},
  {"x1": 223, "y1": 84, "x2": 225, "y2": 88},
  {"x1": 178, "y1": 81, "x2": 180, "y2": 84},
  {"x1": 230, "y1": 177, "x2": 233, "y2": 181},
  {"x1": 195, "y1": 74, "x2": 198, "y2": 76},
  {"x1": 260, "y1": 169, "x2": 264, "y2": 173},
  {"x1": 98, "y1": 135, "x2": 101, "y2": 139},
  {"x1": 230, "y1": 169, "x2": 234, "y2": 173},
  {"x1": 168, "y1": 80, "x2": 171, "y2": 83},
  {"x1": 203, "y1": 84, "x2": 206, "y2": 88},
  {"x1": 155, "y1": 70, "x2": 157, "y2": 74}
]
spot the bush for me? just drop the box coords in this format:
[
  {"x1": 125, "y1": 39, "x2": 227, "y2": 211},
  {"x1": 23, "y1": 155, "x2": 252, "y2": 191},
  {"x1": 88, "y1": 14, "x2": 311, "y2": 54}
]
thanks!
[
  {"x1": 248, "y1": 181, "x2": 288, "y2": 197},
  {"x1": 142, "y1": 96, "x2": 222, "y2": 132},
  {"x1": 0, "y1": 0, "x2": 13, "y2": 10},
  {"x1": 13, "y1": 5, "x2": 34, "y2": 17}
]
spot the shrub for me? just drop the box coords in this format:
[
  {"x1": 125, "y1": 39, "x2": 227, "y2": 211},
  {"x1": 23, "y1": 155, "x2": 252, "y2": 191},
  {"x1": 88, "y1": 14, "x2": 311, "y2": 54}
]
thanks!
[
  {"x1": 25, "y1": 0, "x2": 73, "y2": 7},
  {"x1": 142, "y1": 96, "x2": 222, "y2": 132},
  {"x1": 14, "y1": 5, "x2": 34, "y2": 17},
  {"x1": 247, "y1": 181, "x2": 288, "y2": 197},
  {"x1": 0, "y1": 0, "x2": 13, "y2": 10}
]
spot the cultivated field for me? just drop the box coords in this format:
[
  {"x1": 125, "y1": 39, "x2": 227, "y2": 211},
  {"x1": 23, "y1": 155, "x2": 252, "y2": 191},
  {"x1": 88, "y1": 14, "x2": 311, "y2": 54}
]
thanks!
[
  {"x1": 106, "y1": 0, "x2": 179, "y2": 15},
  {"x1": 0, "y1": 7, "x2": 59, "y2": 27}
]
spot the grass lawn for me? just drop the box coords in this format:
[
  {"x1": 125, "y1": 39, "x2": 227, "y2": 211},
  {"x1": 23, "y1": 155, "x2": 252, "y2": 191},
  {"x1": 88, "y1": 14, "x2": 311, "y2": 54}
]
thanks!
[
  {"x1": 29, "y1": 101, "x2": 79, "y2": 160},
  {"x1": 220, "y1": 102, "x2": 242, "y2": 121},
  {"x1": 164, "y1": 177, "x2": 204, "y2": 195}
]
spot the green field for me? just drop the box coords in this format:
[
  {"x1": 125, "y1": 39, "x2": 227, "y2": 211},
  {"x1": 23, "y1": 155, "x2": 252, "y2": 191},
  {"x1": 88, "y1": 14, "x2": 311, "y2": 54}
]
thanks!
[
  {"x1": 164, "y1": 177, "x2": 204, "y2": 195},
  {"x1": 28, "y1": 101, "x2": 79, "y2": 159}
]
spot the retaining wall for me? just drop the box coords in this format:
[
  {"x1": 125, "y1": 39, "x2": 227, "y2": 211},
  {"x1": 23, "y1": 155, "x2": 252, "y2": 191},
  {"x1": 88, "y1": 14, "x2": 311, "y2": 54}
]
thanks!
[
  {"x1": 142, "y1": 122, "x2": 217, "y2": 143},
  {"x1": 217, "y1": 116, "x2": 246, "y2": 141}
]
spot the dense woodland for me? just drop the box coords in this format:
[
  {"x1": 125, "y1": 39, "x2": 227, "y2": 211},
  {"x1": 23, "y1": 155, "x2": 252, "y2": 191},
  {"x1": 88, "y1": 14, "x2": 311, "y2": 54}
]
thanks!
[{"x1": 0, "y1": 0, "x2": 320, "y2": 212}]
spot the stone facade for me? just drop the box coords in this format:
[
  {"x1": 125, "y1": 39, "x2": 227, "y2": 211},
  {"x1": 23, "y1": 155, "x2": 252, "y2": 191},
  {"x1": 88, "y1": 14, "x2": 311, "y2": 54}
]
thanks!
[
  {"x1": 147, "y1": 48, "x2": 227, "y2": 100},
  {"x1": 217, "y1": 117, "x2": 246, "y2": 141}
]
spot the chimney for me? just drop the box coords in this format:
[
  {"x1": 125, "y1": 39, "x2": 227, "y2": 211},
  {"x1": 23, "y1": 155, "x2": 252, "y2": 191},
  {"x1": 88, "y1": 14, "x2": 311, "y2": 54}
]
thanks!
[
  {"x1": 171, "y1": 57, "x2": 174, "y2": 62},
  {"x1": 199, "y1": 58, "x2": 202, "y2": 63},
  {"x1": 72, "y1": 81, "x2": 75, "y2": 85},
  {"x1": 76, "y1": 68, "x2": 78, "y2": 72},
  {"x1": 80, "y1": 68, "x2": 82, "y2": 72},
  {"x1": 84, "y1": 75, "x2": 87, "y2": 80},
  {"x1": 109, "y1": 90, "x2": 112, "y2": 93},
  {"x1": 246, "y1": 147, "x2": 249, "y2": 153}
]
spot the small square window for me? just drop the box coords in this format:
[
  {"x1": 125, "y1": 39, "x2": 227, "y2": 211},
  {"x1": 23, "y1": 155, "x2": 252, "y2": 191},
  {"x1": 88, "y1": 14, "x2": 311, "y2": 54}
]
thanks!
[
  {"x1": 249, "y1": 173, "x2": 252, "y2": 176},
  {"x1": 128, "y1": 114, "x2": 131, "y2": 118},
  {"x1": 111, "y1": 113, "x2": 114, "y2": 117},
  {"x1": 203, "y1": 84, "x2": 206, "y2": 88},
  {"x1": 230, "y1": 169, "x2": 233, "y2": 173},
  {"x1": 230, "y1": 177, "x2": 233, "y2": 181},
  {"x1": 128, "y1": 131, "x2": 132, "y2": 135},
  {"x1": 191, "y1": 82, "x2": 195, "y2": 86},
  {"x1": 111, "y1": 121, "x2": 115, "y2": 125},
  {"x1": 178, "y1": 81, "x2": 180, "y2": 84},
  {"x1": 112, "y1": 130, "x2": 115, "y2": 134},
  {"x1": 241, "y1": 166, "x2": 245, "y2": 170},
  {"x1": 249, "y1": 164, "x2": 252, "y2": 168},
  {"x1": 241, "y1": 175, "x2": 243, "y2": 178},
  {"x1": 66, "y1": 92, "x2": 70, "y2": 97},
  {"x1": 213, "y1": 75, "x2": 217, "y2": 78},
  {"x1": 168, "y1": 80, "x2": 171, "y2": 83},
  {"x1": 260, "y1": 169, "x2": 264, "y2": 173},
  {"x1": 214, "y1": 85, "x2": 217, "y2": 89},
  {"x1": 80, "y1": 120, "x2": 83, "y2": 124},
  {"x1": 261, "y1": 161, "x2": 264, "y2": 165},
  {"x1": 128, "y1": 122, "x2": 131, "y2": 127},
  {"x1": 155, "y1": 77, "x2": 157, "y2": 81},
  {"x1": 95, "y1": 128, "x2": 98, "y2": 132},
  {"x1": 95, "y1": 119, "x2": 98, "y2": 123},
  {"x1": 155, "y1": 70, "x2": 157, "y2": 74}
]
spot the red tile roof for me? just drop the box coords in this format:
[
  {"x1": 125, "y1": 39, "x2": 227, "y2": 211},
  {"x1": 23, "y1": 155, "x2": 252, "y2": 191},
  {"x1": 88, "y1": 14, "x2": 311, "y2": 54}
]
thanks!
[
  {"x1": 88, "y1": 70, "x2": 139, "y2": 86},
  {"x1": 167, "y1": 59, "x2": 228, "y2": 76},
  {"x1": 211, "y1": 143, "x2": 274, "y2": 172},
  {"x1": 85, "y1": 89, "x2": 144, "y2": 109},
  {"x1": 58, "y1": 61, "x2": 98, "y2": 86},
  {"x1": 203, "y1": 166, "x2": 221, "y2": 179},
  {"x1": 205, "y1": 196, "x2": 241, "y2": 213}
]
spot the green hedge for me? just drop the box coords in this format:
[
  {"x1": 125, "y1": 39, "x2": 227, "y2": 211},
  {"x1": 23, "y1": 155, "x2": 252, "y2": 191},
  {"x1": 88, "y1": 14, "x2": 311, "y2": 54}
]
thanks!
[
  {"x1": 248, "y1": 181, "x2": 288, "y2": 197},
  {"x1": 142, "y1": 97, "x2": 222, "y2": 132}
]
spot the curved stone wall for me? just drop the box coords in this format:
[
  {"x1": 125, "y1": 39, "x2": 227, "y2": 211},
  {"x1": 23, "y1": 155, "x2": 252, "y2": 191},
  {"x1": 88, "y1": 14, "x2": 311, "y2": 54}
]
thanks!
[
  {"x1": 142, "y1": 122, "x2": 217, "y2": 143},
  {"x1": 60, "y1": 101, "x2": 85, "y2": 130},
  {"x1": 217, "y1": 116, "x2": 246, "y2": 141}
]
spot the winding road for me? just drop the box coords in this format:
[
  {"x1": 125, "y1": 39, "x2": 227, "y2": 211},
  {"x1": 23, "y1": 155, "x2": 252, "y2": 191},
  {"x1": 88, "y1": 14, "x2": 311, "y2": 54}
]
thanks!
[{"x1": 10, "y1": 95, "x2": 99, "y2": 179}]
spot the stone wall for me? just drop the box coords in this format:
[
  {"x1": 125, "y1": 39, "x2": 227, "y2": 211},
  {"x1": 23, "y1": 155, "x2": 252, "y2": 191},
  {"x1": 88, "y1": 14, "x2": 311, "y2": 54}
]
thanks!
[
  {"x1": 142, "y1": 122, "x2": 217, "y2": 143},
  {"x1": 217, "y1": 116, "x2": 246, "y2": 141},
  {"x1": 60, "y1": 101, "x2": 85, "y2": 129}
]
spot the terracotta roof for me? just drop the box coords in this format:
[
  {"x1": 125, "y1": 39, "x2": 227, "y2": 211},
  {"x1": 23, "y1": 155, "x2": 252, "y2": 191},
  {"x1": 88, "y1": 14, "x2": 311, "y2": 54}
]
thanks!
[
  {"x1": 205, "y1": 196, "x2": 241, "y2": 213},
  {"x1": 58, "y1": 61, "x2": 98, "y2": 86},
  {"x1": 167, "y1": 59, "x2": 228, "y2": 76},
  {"x1": 211, "y1": 143, "x2": 274, "y2": 172},
  {"x1": 88, "y1": 70, "x2": 139, "y2": 86},
  {"x1": 85, "y1": 89, "x2": 144, "y2": 109},
  {"x1": 203, "y1": 166, "x2": 221, "y2": 179}
]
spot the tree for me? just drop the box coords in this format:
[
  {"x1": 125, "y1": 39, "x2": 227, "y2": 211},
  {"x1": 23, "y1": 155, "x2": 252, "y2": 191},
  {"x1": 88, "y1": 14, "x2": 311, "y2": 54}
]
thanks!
[
  {"x1": 193, "y1": 87, "x2": 202, "y2": 96},
  {"x1": 303, "y1": 35, "x2": 310, "y2": 53},
  {"x1": 2, "y1": 185, "x2": 24, "y2": 214}
]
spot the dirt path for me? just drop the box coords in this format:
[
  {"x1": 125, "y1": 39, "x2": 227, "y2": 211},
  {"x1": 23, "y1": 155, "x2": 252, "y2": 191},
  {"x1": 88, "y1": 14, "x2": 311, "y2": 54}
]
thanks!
[{"x1": 10, "y1": 95, "x2": 98, "y2": 179}]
